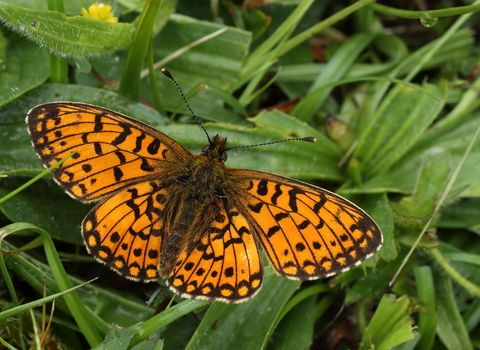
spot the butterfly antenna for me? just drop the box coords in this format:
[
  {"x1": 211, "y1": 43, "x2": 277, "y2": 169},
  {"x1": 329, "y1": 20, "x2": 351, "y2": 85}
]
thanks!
[
  {"x1": 161, "y1": 68, "x2": 212, "y2": 145},
  {"x1": 224, "y1": 137, "x2": 316, "y2": 151}
]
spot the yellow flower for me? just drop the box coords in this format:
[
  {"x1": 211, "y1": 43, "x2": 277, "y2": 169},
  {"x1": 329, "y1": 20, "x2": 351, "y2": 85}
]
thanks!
[{"x1": 81, "y1": 3, "x2": 118, "y2": 23}]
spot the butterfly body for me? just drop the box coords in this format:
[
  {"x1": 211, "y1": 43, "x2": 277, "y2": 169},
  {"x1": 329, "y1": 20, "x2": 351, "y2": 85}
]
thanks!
[
  {"x1": 155, "y1": 140, "x2": 232, "y2": 277},
  {"x1": 27, "y1": 102, "x2": 382, "y2": 303}
]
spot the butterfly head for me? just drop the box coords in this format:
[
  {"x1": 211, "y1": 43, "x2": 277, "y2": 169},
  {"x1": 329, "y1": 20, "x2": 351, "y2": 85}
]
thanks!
[{"x1": 202, "y1": 134, "x2": 228, "y2": 162}]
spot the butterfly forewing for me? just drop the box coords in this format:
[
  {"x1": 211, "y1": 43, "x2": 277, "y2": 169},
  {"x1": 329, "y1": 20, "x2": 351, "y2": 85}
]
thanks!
[
  {"x1": 229, "y1": 170, "x2": 382, "y2": 280},
  {"x1": 27, "y1": 102, "x2": 191, "y2": 202}
]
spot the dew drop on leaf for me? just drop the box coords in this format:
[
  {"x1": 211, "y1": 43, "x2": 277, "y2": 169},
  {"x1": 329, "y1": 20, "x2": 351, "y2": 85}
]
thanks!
[{"x1": 420, "y1": 12, "x2": 438, "y2": 27}]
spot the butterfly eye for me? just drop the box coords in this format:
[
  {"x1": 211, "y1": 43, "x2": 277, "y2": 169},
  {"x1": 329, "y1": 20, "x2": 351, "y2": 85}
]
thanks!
[
  {"x1": 202, "y1": 145, "x2": 210, "y2": 153},
  {"x1": 220, "y1": 152, "x2": 227, "y2": 162}
]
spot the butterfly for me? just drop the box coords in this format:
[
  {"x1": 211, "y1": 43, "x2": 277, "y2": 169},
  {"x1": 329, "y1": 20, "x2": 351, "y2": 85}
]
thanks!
[{"x1": 27, "y1": 99, "x2": 382, "y2": 303}]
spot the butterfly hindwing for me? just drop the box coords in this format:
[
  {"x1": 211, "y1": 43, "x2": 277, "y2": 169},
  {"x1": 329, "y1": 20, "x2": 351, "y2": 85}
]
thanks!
[
  {"x1": 82, "y1": 180, "x2": 172, "y2": 281},
  {"x1": 167, "y1": 198, "x2": 263, "y2": 302},
  {"x1": 229, "y1": 169, "x2": 382, "y2": 280},
  {"x1": 27, "y1": 102, "x2": 191, "y2": 202}
]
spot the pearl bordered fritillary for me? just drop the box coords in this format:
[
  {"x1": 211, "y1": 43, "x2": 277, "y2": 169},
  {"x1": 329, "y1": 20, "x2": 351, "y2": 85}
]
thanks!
[{"x1": 27, "y1": 98, "x2": 382, "y2": 303}]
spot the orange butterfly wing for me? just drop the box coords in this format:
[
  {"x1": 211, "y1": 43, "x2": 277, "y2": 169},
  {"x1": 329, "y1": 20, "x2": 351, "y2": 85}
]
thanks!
[
  {"x1": 27, "y1": 102, "x2": 192, "y2": 281},
  {"x1": 227, "y1": 169, "x2": 382, "y2": 280},
  {"x1": 167, "y1": 198, "x2": 263, "y2": 302},
  {"x1": 27, "y1": 102, "x2": 191, "y2": 202},
  {"x1": 82, "y1": 180, "x2": 169, "y2": 281}
]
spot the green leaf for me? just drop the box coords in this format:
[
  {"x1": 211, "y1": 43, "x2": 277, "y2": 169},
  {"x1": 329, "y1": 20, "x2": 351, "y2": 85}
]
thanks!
[
  {"x1": 154, "y1": 14, "x2": 251, "y2": 91},
  {"x1": 103, "y1": 325, "x2": 132, "y2": 350},
  {"x1": 354, "y1": 82, "x2": 447, "y2": 178},
  {"x1": 0, "y1": 34, "x2": 49, "y2": 106},
  {"x1": 127, "y1": 300, "x2": 209, "y2": 346},
  {"x1": 131, "y1": 336, "x2": 163, "y2": 350},
  {"x1": 184, "y1": 275, "x2": 300, "y2": 350},
  {"x1": 0, "y1": 1, "x2": 134, "y2": 56},
  {"x1": 439, "y1": 198, "x2": 480, "y2": 229},
  {"x1": 390, "y1": 156, "x2": 450, "y2": 221},
  {"x1": 354, "y1": 112, "x2": 480, "y2": 196},
  {"x1": 435, "y1": 273, "x2": 473, "y2": 350},
  {"x1": 267, "y1": 295, "x2": 316, "y2": 350},
  {"x1": 359, "y1": 294, "x2": 414, "y2": 350},
  {"x1": 415, "y1": 266, "x2": 437, "y2": 350},
  {"x1": 0, "y1": 176, "x2": 88, "y2": 244},
  {"x1": 1, "y1": 83, "x2": 167, "y2": 127},
  {"x1": 290, "y1": 33, "x2": 376, "y2": 122},
  {"x1": 118, "y1": 0, "x2": 165, "y2": 100},
  {"x1": 342, "y1": 260, "x2": 399, "y2": 304},
  {"x1": 276, "y1": 34, "x2": 409, "y2": 99}
]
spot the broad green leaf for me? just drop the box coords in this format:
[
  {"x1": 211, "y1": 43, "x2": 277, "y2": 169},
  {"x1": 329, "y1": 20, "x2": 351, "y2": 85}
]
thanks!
[
  {"x1": 439, "y1": 198, "x2": 480, "y2": 229},
  {"x1": 351, "y1": 114, "x2": 480, "y2": 196},
  {"x1": 345, "y1": 158, "x2": 419, "y2": 194},
  {"x1": 185, "y1": 275, "x2": 300, "y2": 350},
  {"x1": 0, "y1": 123, "x2": 40, "y2": 175},
  {"x1": 154, "y1": 14, "x2": 251, "y2": 91},
  {"x1": 390, "y1": 156, "x2": 450, "y2": 222},
  {"x1": 102, "y1": 325, "x2": 132, "y2": 350},
  {"x1": 267, "y1": 295, "x2": 316, "y2": 350},
  {"x1": 342, "y1": 260, "x2": 400, "y2": 304},
  {"x1": 354, "y1": 82, "x2": 447, "y2": 178},
  {"x1": 359, "y1": 294, "x2": 414, "y2": 350},
  {"x1": 0, "y1": 0, "x2": 97, "y2": 15},
  {"x1": 0, "y1": 34, "x2": 49, "y2": 106},
  {"x1": 252, "y1": 109, "x2": 340, "y2": 154},
  {"x1": 0, "y1": 1, "x2": 134, "y2": 56},
  {"x1": 0, "y1": 176, "x2": 88, "y2": 244}
]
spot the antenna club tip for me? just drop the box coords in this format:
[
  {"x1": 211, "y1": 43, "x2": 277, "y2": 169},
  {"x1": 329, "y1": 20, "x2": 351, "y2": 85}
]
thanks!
[
  {"x1": 305, "y1": 137, "x2": 316, "y2": 143},
  {"x1": 161, "y1": 68, "x2": 173, "y2": 79}
]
